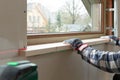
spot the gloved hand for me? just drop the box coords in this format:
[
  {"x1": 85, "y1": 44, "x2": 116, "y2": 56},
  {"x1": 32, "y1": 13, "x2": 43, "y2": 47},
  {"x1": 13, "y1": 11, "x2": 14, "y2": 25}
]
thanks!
[
  {"x1": 109, "y1": 35, "x2": 119, "y2": 46},
  {"x1": 63, "y1": 38, "x2": 83, "y2": 50},
  {"x1": 109, "y1": 35, "x2": 119, "y2": 41}
]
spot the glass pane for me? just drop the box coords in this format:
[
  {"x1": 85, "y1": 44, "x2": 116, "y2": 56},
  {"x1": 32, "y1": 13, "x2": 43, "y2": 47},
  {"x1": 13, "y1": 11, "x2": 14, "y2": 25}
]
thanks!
[
  {"x1": 27, "y1": 0, "x2": 101, "y2": 34},
  {"x1": 92, "y1": 3, "x2": 102, "y2": 32}
]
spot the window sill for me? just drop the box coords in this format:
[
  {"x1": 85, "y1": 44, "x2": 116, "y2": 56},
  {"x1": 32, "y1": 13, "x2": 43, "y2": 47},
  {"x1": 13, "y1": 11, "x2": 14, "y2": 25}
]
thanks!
[{"x1": 22, "y1": 38, "x2": 109, "y2": 57}]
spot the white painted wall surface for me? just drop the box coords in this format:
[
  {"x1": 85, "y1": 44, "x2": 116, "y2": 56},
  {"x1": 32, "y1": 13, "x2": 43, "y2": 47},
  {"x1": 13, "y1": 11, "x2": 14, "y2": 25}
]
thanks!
[{"x1": 0, "y1": 0, "x2": 26, "y2": 53}]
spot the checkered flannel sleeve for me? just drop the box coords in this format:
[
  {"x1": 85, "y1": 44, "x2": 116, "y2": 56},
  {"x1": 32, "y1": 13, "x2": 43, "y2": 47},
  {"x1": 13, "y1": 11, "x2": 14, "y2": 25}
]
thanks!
[{"x1": 79, "y1": 47, "x2": 120, "y2": 73}]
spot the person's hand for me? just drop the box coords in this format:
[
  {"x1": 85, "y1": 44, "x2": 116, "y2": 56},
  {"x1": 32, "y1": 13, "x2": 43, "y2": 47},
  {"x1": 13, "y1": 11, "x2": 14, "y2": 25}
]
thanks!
[
  {"x1": 109, "y1": 35, "x2": 119, "y2": 41},
  {"x1": 109, "y1": 35, "x2": 120, "y2": 46},
  {"x1": 63, "y1": 38, "x2": 83, "y2": 50}
]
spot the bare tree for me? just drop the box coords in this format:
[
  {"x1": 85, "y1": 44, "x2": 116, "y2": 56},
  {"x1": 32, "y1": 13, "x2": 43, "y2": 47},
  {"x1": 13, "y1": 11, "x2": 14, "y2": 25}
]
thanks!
[{"x1": 61, "y1": 0, "x2": 83, "y2": 24}]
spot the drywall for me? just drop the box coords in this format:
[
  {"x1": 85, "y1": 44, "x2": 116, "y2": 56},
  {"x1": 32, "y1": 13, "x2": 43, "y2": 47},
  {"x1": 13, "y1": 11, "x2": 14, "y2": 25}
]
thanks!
[
  {"x1": 0, "y1": 0, "x2": 26, "y2": 54},
  {"x1": 117, "y1": 0, "x2": 120, "y2": 36},
  {"x1": 27, "y1": 44, "x2": 116, "y2": 80}
]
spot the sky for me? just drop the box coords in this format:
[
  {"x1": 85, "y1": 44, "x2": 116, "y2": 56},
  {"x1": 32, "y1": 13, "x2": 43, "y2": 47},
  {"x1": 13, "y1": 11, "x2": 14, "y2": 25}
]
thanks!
[
  {"x1": 40, "y1": 0, "x2": 66, "y2": 12},
  {"x1": 27, "y1": 0, "x2": 88, "y2": 15},
  {"x1": 27, "y1": 0, "x2": 66, "y2": 12}
]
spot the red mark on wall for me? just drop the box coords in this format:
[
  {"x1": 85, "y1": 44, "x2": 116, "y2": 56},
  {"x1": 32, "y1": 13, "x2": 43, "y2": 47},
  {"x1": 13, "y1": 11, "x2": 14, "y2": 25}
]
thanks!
[{"x1": 0, "y1": 48, "x2": 26, "y2": 54}]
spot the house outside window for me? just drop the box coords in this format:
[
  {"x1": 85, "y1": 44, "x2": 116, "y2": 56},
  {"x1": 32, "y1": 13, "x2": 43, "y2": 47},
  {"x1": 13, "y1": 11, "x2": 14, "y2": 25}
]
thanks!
[{"x1": 27, "y1": 0, "x2": 103, "y2": 34}]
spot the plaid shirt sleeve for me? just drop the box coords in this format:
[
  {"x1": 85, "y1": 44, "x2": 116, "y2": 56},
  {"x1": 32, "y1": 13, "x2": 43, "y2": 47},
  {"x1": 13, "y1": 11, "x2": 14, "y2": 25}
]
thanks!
[{"x1": 79, "y1": 46, "x2": 120, "y2": 73}]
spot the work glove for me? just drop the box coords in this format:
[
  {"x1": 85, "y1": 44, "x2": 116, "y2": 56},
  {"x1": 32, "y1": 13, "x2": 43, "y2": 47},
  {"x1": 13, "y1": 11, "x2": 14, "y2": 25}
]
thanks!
[
  {"x1": 109, "y1": 35, "x2": 119, "y2": 41},
  {"x1": 63, "y1": 38, "x2": 83, "y2": 50},
  {"x1": 109, "y1": 35, "x2": 119, "y2": 46}
]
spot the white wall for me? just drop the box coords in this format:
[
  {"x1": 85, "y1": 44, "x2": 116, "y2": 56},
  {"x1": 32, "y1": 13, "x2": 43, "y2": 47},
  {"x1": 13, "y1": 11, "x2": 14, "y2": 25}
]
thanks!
[
  {"x1": 117, "y1": 0, "x2": 120, "y2": 36},
  {"x1": 0, "y1": 0, "x2": 26, "y2": 53},
  {"x1": 27, "y1": 44, "x2": 115, "y2": 80}
]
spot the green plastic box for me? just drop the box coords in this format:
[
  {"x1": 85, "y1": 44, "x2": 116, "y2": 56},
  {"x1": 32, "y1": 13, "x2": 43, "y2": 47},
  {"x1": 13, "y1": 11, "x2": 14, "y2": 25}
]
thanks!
[{"x1": 0, "y1": 60, "x2": 38, "y2": 80}]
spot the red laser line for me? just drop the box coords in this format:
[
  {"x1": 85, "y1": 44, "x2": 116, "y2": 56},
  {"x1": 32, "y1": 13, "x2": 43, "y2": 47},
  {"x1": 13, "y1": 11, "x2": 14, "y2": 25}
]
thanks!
[{"x1": 0, "y1": 48, "x2": 26, "y2": 54}]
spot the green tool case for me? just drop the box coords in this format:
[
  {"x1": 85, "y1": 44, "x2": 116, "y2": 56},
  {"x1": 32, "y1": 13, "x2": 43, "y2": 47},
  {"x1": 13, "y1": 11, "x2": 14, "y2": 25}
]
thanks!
[{"x1": 0, "y1": 60, "x2": 38, "y2": 80}]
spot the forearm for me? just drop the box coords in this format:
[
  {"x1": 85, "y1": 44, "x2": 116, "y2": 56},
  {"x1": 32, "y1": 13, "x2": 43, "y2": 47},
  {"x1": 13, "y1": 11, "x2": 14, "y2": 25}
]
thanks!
[
  {"x1": 63, "y1": 38, "x2": 120, "y2": 73},
  {"x1": 78, "y1": 46, "x2": 120, "y2": 73}
]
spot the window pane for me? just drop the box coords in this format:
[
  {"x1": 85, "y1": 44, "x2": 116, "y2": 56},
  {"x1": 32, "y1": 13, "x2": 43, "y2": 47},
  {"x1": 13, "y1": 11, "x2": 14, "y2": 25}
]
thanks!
[
  {"x1": 92, "y1": 3, "x2": 102, "y2": 31},
  {"x1": 27, "y1": 0, "x2": 102, "y2": 34}
]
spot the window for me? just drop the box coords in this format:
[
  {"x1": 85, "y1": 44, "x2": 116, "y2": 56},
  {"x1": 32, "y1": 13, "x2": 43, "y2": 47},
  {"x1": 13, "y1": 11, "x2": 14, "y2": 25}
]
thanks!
[
  {"x1": 27, "y1": 0, "x2": 104, "y2": 45},
  {"x1": 27, "y1": 0, "x2": 104, "y2": 34}
]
